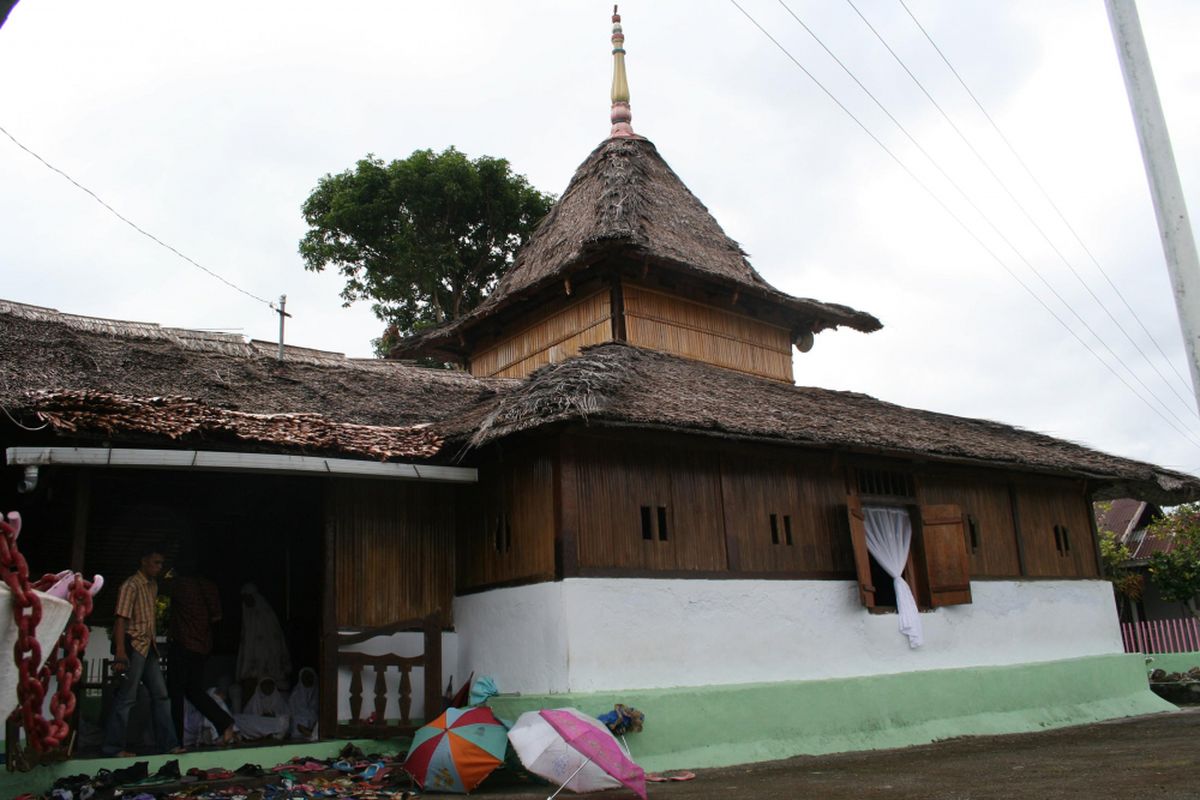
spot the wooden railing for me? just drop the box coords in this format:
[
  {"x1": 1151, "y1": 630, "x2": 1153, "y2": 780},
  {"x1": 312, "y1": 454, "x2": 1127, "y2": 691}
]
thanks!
[
  {"x1": 333, "y1": 613, "x2": 443, "y2": 739},
  {"x1": 1121, "y1": 618, "x2": 1200, "y2": 654}
]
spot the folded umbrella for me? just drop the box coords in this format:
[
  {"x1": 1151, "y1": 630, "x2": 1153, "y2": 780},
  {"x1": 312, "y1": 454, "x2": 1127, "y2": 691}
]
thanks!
[{"x1": 508, "y1": 708, "x2": 646, "y2": 800}]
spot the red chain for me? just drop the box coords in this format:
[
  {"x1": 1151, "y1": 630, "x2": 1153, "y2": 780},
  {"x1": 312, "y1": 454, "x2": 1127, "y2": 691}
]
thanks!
[{"x1": 1, "y1": 514, "x2": 93, "y2": 754}]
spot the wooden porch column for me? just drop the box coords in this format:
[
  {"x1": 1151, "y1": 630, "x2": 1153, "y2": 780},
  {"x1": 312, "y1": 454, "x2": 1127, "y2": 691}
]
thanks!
[
  {"x1": 319, "y1": 509, "x2": 338, "y2": 736},
  {"x1": 69, "y1": 469, "x2": 91, "y2": 572},
  {"x1": 422, "y1": 616, "x2": 442, "y2": 723}
]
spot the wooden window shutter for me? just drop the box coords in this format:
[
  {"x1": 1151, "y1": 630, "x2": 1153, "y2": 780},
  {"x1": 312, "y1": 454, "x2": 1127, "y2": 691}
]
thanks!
[
  {"x1": 917, "y1": 504, "x2": 972, "y2": 607},
  {"x1": 846, "y1": 496, "x2": 876, "y2": 609}
]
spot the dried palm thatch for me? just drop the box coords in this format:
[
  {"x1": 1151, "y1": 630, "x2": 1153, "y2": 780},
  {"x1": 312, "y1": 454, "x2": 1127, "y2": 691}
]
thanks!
[
  {"x1": 395, "y1": 137, "x2": 881, "y2": 357},
  {"x1": 465, "y1": 342, "x2": 1200, "y2": 504},
  {"x1": 28, "y1": 390, "x2": 442, "y2": 461},
  {"x1": 0, "y1": 300, "x2": 510, "y2": 459}
]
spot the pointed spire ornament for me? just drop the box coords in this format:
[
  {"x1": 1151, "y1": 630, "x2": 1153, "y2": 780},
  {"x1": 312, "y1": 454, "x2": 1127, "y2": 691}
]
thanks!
[{"x1": 609, "y1": 5, "x2": 637, "y2": 138}]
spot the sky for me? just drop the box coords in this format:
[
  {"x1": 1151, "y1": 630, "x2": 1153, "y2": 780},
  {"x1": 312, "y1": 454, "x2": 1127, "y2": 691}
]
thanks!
[{"x1": 1, "y1": 1, "x2": 1199, "y2": 476}]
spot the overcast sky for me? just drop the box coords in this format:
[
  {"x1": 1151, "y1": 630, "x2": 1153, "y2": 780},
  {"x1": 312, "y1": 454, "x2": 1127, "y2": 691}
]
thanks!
[{"x1": 2, "y1": 1, "x2": 1199, "y2": 476}]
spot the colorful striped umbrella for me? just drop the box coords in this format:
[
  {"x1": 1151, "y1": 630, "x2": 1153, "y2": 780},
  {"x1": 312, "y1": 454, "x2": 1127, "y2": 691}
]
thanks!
[{"x1": 403, "y1": 706, "x2": 508, "y2": 793}]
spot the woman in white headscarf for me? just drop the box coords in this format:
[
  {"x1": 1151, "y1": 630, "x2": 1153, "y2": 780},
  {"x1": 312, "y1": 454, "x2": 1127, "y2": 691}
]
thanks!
[
  {"x1": 236, "y1": 583, "x2": 292, "y2": 688},
  {"x1": 236, "y1": 677, "x2": 291, "y2": 740},
  {"x1": 288, "y1": 667, "x2": 319, "y2": 740}
]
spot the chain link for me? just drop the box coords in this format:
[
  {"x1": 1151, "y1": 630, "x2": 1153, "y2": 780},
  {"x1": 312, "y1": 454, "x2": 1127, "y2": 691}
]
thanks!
[{"x1": 1, "y1": 514, "x2": 94, "y2": 754}]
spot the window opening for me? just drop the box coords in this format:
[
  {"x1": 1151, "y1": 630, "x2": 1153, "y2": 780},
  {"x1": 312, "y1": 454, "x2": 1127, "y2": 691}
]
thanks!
[
  {"x1": 868, "y1": 554, "x2": 898, "y2": 607},
  {"x1": 784, "y1": 515, "x2": 794, "y2": 546},
  {"x1": 657, "y1": 506, "x2": 669, "y2": 541},
  {"x1": 769, "y1": 513, "x2": 779, "y2": 545},
  {"x1": 640, "y1": 506, "x2": 653, "y2": 541},
  {"x1": 1053, "y1": 525, "x2": 1066, "y2": 555},
  {"x1": 967, "y1": 514, "x2": 979, "y2": 553},
  {"x1": 856, "y1": 468, "x2": 915, "y2": 499},
  {"x1": 1061, "y1": 525, "x2": 1070, "y2": 554}
]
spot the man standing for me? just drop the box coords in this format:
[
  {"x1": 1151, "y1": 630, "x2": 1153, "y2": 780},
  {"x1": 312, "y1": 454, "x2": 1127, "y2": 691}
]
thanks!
[
  {"x1": 102, "y1": 545, "x2": 181, "y2": 756},
  {"x1": 167, "y1": 566, "x2": 236, "y2": 745}
]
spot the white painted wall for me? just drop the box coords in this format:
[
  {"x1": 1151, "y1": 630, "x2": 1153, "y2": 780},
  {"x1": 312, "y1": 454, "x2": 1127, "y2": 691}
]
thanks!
[
  {"x1": 454, "y1": 578, "x2": 1124, "y2": 694},
  {"x1": 454, "y1": 582, "x2": 571, "y2": 694}
]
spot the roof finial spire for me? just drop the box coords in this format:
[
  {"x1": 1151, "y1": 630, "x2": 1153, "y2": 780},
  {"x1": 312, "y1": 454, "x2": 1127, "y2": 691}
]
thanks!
[{"x1": 609, "y1": 5, "x2": 636, "y2": 138}]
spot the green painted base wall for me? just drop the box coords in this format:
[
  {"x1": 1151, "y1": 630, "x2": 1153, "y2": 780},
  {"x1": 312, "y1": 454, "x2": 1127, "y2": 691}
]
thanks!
[
  {"x1": 0, "y1": 738, "x2": 405, "y2": 799},
  {"x1": 1145, "y1": 651, "x2": 1200, "y2": 674},
  {"x1": 489, "y1": 654, "x2": 1175, "y2": 772}
]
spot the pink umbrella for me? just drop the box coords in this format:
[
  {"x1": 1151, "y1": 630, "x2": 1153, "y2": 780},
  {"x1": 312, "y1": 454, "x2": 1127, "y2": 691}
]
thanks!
[{"x1": 507, "y1": 707, "x2": 647, "y2": 800}]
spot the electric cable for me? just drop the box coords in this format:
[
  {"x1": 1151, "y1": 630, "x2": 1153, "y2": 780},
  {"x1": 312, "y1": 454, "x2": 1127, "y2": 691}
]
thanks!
[
  {"x1": 769, "y1": 0, "x2": 1200, "y2": 433},
  {"x1": 897, "y1": 0, "x2": 1194, "y2": 396},
  {"x1": 726, "y1": 0, "x2": 1200, "y2": 450},
  {"x1": 0, "y1": 123, "x2": 277, "y2": 310},
  {"x1": 844, "y1": 0, "x2": 1197, "y2": 415}
]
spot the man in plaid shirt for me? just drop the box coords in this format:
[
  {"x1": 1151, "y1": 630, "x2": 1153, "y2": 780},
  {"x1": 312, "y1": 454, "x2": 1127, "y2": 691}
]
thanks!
[{"x1": 101, "y1": 544, "x2": 182, "y2": 756}]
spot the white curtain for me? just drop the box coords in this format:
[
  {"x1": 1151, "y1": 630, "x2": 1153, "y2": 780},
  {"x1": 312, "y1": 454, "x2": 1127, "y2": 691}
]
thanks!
[{"x1": 863, "y1": 506, "x2": 923, "y2": 648}]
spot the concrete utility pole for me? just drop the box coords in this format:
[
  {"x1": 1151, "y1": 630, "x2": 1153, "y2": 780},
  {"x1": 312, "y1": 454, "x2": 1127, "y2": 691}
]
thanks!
[{"x1": 1106, "y1": 0, "x2": 1200, "y2": 415}]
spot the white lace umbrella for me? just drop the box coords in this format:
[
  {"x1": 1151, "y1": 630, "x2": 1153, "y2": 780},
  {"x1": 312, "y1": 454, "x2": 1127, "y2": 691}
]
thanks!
[{"x1": 507, "y1": 707, "x2": 646, "y2": 798}]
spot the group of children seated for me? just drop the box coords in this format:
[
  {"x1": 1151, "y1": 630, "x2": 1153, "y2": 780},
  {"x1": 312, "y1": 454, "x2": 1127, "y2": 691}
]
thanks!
[{"x1": 183, "y1": 667, "x2": 319, "y2": 747}]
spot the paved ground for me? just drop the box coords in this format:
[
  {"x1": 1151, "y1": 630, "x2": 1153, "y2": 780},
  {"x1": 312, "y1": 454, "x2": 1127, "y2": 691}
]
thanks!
[{"x1": 477, "y1": 708, "x2": 1200, "y2": 800}]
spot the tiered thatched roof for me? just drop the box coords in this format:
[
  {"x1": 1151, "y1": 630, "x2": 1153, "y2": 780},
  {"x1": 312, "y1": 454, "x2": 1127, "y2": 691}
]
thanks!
[
  {"x1": 461, "y1": 342, "x2": 1200, "y2": 504},
  {"x1": 395, "y1": 137, "x2": 881, "y2": 357},
  {"x1": 0, "y1": 300, "x2": 505, "y2": 461},
  {"x1": 4, "y1": 300, "x2": 1198, "y2": 502}
]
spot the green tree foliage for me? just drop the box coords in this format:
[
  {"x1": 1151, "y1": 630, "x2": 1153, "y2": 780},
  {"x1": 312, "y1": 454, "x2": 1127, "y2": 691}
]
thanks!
[
  {"x1": 1096, "y1": 504, "x2": 1144, "y2": 602},
  {"x1": 300, "y1": 147, "x2": 554, "y2": 353},
  {"x1": 1146, "y1": 503, "x2": 1200, "y2": 619}
]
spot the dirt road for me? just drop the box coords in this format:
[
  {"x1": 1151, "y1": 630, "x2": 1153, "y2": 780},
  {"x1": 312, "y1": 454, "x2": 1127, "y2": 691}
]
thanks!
[{"x1": 479, "y1": 708, "x2": 1200, "y2": 800}]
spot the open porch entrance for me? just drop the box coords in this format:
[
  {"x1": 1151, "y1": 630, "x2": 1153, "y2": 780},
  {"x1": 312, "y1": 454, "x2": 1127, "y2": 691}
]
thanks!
[{"x1": 1, "y1": 446, "x2": 474, "y2": 765}]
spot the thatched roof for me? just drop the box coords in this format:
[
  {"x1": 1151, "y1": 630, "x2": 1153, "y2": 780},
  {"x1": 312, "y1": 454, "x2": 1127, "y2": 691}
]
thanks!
[
  {"x1": 26, "y1": 390, "x2": 443, "y2": 461},
  {"x1": 0, "y1": 300, "x2": 505, "y2": 461},
  {"x1": 7, "y1": 299, "x2": 1197, "y2": 503},
  {"x1": 396, "y1": 137, "x2": 881, "y2": 357},
  {"x1": 462, "y1": 341, "x2": 1200, "y2": 504}
]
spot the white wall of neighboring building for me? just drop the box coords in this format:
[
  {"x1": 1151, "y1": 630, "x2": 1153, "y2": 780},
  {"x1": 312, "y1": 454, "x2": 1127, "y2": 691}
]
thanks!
[{"x1": 454, "y1": 578, "x2": 1123, "y2": 695}]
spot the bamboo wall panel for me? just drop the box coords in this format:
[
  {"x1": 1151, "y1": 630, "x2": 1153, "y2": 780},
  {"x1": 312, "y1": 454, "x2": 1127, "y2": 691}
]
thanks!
[
  {"x1": 920, "y1": 473, "x2": 1021, "y2": 577},
  {"x1": 471, "y1": 290, "x2": 611, "y2": 379},
  {"x1": 622, "y1": 283, "x2": 793, "y2": 382},
  {"x1": 720, "y1": 453, "x2": 852, "y2": 574},
  {"x1": 458, "y1": 445, "x2": 557, "y2": 590},
  {"x1": 331, "y1": 479, "x2": 459, "y2": 628},
  {"x1": 1012, "y1": 480, "x2": 1098, "y2": 578},
  {"x1": 573, "y1": 437, "x2": 726, "y2": 571}
]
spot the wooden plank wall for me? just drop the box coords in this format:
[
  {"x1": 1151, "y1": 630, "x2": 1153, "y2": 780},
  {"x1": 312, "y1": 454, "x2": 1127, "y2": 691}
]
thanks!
[
  {"x1": 1012, "y1": 479, "x2": 1098, "y2": 578},
  {"x1": 470, "y1": 289, "x2": 612, "y2": 379},
  {"x1": 457, "y1": 444, "x2": 557, "y2": 591},
  {"x1": 920, "y1": 472, "x2": 1022, "y2": 577},
  {"x1": 557, "y1": 432, "x2": 1101, "y2": 582},
  {"x1": 574, "y1": 436, "x2": 727, "y2": 572},
  {"x1": 720, "y1": 452, "x2": 853, "y2": 575},
  {"x1": 329, "y1": 479, "x2": 459, "y2": 628},
  {"x1": 622, "y1": 283, "x2": 794, "y2": 383}
]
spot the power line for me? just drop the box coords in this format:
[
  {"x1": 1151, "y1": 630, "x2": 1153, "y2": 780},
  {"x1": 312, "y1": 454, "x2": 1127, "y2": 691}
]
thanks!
[
  {"x1": 726, "y1": 0, "x2": 1200, "y2": 450},
  {"x1": 844, "y1": 0, "x2": 1197, "y2": 417},
  {"x1": 768, "y1": 0, "x2": 1200, "y2": 434},
  {"x1": 0, "y1": 123, "x2": 276, "y2": 310},
  {"x1": 897, "y1": 0, "x2": 1194, "y2": 396}
]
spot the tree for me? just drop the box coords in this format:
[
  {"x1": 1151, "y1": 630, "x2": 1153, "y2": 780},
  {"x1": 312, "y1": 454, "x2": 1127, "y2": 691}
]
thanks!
[
  {"x1": 299, "y1": 147, "x2": 555, "y2": 353},
  {"x1": 1095, "y1": 501, "x2": 1144, "y2": 610},
  {"x1": 1145, "y1": 503, "x2": 1200, "y2": 620}
]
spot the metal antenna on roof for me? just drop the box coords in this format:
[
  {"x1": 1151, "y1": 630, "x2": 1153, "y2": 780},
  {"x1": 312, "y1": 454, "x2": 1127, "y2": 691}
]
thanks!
[
  {"x1": 609, "y1": 5, "x2": 636, "y2": 138},
  {"x1": 275, "y1": 294, "x2": 292, "y2": 361}
]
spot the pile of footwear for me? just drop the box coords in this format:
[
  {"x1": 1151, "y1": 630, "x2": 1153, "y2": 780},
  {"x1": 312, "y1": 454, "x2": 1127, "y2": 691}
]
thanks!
[{"x1": 22, "y1": 745, "x2": 417, "y2": 800}]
